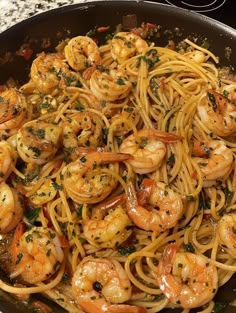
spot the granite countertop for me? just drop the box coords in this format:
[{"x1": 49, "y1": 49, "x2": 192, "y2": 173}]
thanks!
[{"x1": 0, "y1": 0, "x2": 103, "y2": 33}]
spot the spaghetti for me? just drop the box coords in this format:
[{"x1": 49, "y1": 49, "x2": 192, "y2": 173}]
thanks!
[{"x1": 0, "y1": 24, "x2": 236, "y2": 313}]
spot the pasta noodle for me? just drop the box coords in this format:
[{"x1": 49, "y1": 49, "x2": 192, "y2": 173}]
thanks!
[{"x1": 0, "y1": 23, "x2": 236, "y2": 313}]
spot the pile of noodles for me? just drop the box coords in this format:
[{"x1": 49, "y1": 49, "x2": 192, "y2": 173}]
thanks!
[{"x1": 0, "y1": 25, "x2": 236, "y2": 313}]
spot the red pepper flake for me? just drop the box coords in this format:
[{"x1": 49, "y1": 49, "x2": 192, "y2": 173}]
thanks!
[{"x1": 16, "y1": 47, "x2": 33, "y2": 60}]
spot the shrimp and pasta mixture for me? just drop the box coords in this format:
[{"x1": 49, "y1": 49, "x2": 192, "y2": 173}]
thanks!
[{"x1": 0, "y1": 22, "x2": 236, "y2": 313}]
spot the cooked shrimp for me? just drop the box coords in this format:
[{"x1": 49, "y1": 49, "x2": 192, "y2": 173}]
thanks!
[
  {"x1": 63, "y1": 111, "x2": 104, "y2": 161},
  {"x1": 111, "y1": 32, "x2": 148, "y2": 63},
  {"x1": 197, "y1": 89, "x2": 236, "y2": 136},
  {"x1": 83, "y1": 194, "x2": 132, "y2": 248},
  {"x1": 62, "y1": 151, "x2": 131, "y2": 204},
  {"x1": 90, "y1": 68, "x2": 132, "y2": 101},
  {"x1": 64, "y1": 36, "x2": 101, "y2": 71},
  {"x1": 110, "y1": 108, "x2": 139, "y2": 136},
  {"x1": 0, "y1": 183, "x2": 23, "y2": 234},
  {"x1": 30, "y1": 52, "x2": 78, "y2": 94},
  {"x1": 72, "y1": 257, "x2": 147, "y2": 313},
  {"x1": 29, "y1": 178, "x2": 58, "y2": 205},
  {"x1": 0, "y1": 141, "x2": 16, "y2": 183},
  {"x1": 184, "y1": 50, "x2": 207, "y2": 63},
  {"x1": 156, "y1": 243, "x2": 218, "y2": 309},
  {"x1": 16, "y1": 119, "x2": 62, "y2": 164},
  {"x1": 10, "y1": 226, "x2": 64, "y2": 284},
  {"x1": 119, "y1": 129, "x2": 181, "y2": 174},
  {"x1": 126, "y1": 179, "x2": 183, "y2": 232},
  {"x1": 0, "y1": 88, "x2": 28, "y2": 137},
  {"x1": 192, "y1": 139, "x2": 233, "y2": 187},
  {"x1": 217, "y1": 213, "x2": 236, "y2": 257}
]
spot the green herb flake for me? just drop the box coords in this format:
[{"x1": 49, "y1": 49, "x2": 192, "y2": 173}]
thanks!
[
  {"x1": 16, "y1": 252, "x2": 23, "y2": 265},
  {"x1": 184, "y1": 243, "x2": 195, "y2": 253},
  {"x1": 24, "y1": 206, "x2": 41, "y2": 224},
  {"x1": 52, "y1": 181, "x2": 63, "y2": 191},
  {"x1": 212, "y1": 302, "x2": 228, "y2": 313},
  {"x1": 186, "y1": 195, "x2": 195, "y2": 202},
  {"x1": 207, "y1": 92, "x2": 217, "y2": 112},
  {"x1": 167, "y1": 153, "x2": 175, "y2": 167},
  {"x1": 118, "y1": 246, "x2": 136, "y2": 256},
  {"x1": 116, "y1": 77, "x2": 126, "y2": 85},
  {"x1": 139, "y1": 136, "x2": 148, "y2": 149}
]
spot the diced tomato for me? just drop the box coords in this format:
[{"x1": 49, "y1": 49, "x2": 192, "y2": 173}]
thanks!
[
  {"x1": 145, "y1": 22, "x2": 158, "y2": 29},
  {"x1": 191, "y1": 170, "x2": 198, "y2": 179},
  {"x1": 203, "y1": 214, "x2": 212, "y2": 221},
  {"x1": 59, "y1": 234, "x2": 70, "y2": 248},
  {"x1": 0, "y1": 85, "x2": 5, "y2": 92},
  {"x1": 16, "y1": 47, "x2": 33, "y2": 60},
  {"x1": 97, "y1": 26, "x2": 110, "y2": 32},
  {"x1": 31, "y1": 301, "x2": 52, "y2": 313},
  {"x1": 168, "y1": 40, "x2": 176, "y2": 51}
]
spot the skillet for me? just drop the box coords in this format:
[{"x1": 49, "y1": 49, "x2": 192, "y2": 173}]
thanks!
[{"x1": 0, "y1": 1, "x2": 236, "y2": 312}]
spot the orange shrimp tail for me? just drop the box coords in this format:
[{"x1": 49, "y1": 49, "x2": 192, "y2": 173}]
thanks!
[
  {"x1": 82, "y1": 64, "x2": 97, "y2": 80},
  {"x1": 110, "y1": 304, "x2": 148, "y2": 313},
  {"x1": 79, "y1": 300, "x2": 147, "y2": 313},
  {"x1": 95, "y1": 193, "x2": 126, "y2": 211},
  {"x1": 126, "y1": 182, "x2": 138, "y2": 209},
  {"x1": 78, "y1": 299, "x2": 103, "y2": 313},
  {"x1": 88, "y1": 151, "x2": 132, "y2": 164},
  {"x1": 142, "y1": 129, "x2": 181, "y2": 143},
  {"x1": 11, "y1": 222, "x2": 25, "y2": 262},
  {"x1": 0, "y1": 108, "x2": 15, "y2": 124},
  {"x1": 77, "y1": 146, "x2": 105, "y2": 156},
  {"x1": 161, "y1": 243, "x2": 177, "y2": 274},
  {"x1": 137, "y1": 178, "x2": 154, "y2": 205}
]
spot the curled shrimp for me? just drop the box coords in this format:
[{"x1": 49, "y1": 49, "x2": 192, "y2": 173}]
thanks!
[
  {"x1": 0, "y1": 88, "x2": 28, "y2": 137},
  {"x1": 90, "y1": 68, "x2": 132, "y2": 101},
  {"x1": 0, "y1": 140, "x2": 16, "y2": 183},
  {"x1": 197, "y1": 89, "x2": 236, "y2": 136},
  {"x1": 62, "y1": 111, "x2": 104, "y2": 161},
  {"x1": 30, "y1": 52, "x2": 78, "y2": 94},
  {"x1": 217, "y1": 213, "x2": 236, "y2": 257},
  {"x1": 111, "y1": 32, "x2": 148, "y2": 63},
  {"x1": 0, "y1": 183, "x2": 23, "y2": 234},
  {"x1": 64, "y1": 36, "x2": 101, "y2": 71},
  {"x1": 156, "y1": 243, "x2": 218, "y2": 309},
  {"x1": 10, "y1": 226, "x2": 64, "y2": 284},
  {"x1": 119, "y1": 129, "x2": 181, "y2": 174},
  {"x1": 83, "y1": 194, "x2": 132, "y2": 248},
  {"x1": 72, "y1": 257, "x2": 147, "y2": 313},
  {"x1": 62, "y1": 151, "x2": 131, "y2": 204},
  {"x1": 16, "y1": 119, "x2": 62, "y2": 164},
  {"x1": 126, "y1": 179, "x2": 183, "y2": 232},
  {"x1": 192, "y1": 139, "x2": 233, "y2": 187}
]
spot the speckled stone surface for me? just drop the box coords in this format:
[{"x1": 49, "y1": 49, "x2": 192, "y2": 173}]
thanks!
[
  {"x1": 1, "y1": 0, "x2": 234, "y2": 34},
  {"x1": 0, "y1": 0, "x2": 105, "y2": 33}
]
